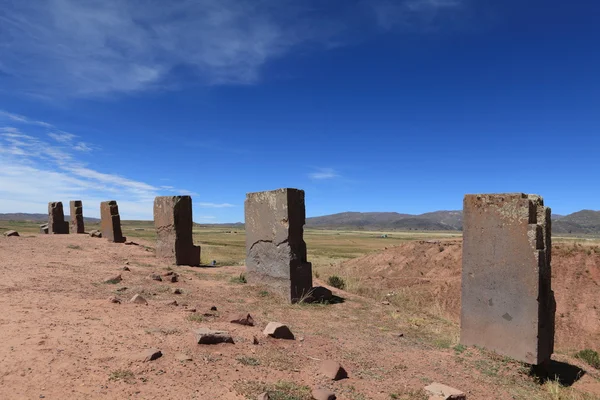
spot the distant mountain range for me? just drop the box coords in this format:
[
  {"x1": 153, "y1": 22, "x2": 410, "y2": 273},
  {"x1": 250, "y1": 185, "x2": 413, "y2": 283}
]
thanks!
[
  {"x1": 306, "y1": 210, "x2": 600, "y2": 235},
  {"x1": 0, "y1": 213, "x2": 100, "y2": 224},
  {"x1": 3, "y1": 210, "x2": 600, "y2": 234},
  {"x1": 306, "y1": 211, "x2": 463, "y2": 231}
]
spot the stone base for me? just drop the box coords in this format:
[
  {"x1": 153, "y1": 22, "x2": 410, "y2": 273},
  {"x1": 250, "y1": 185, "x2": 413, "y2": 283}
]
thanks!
[
  {"x1": 50, "y1": 221, "x2": 69, "y2": 234},
  {"x1": 247, "y1": 263, "x2": 313, "y2": 303}
]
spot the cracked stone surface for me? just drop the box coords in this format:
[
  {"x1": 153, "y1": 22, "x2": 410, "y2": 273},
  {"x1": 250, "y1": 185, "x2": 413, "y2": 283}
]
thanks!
[
  {"x1": 245, "y1": 188, "x2": 312, "y2": 303},
  {"x1": 154, "y1": 196, "x2": 200, "y2": 266},
  {"x1": 460, "y1": 193, "x2": 555, "y2": 365}
]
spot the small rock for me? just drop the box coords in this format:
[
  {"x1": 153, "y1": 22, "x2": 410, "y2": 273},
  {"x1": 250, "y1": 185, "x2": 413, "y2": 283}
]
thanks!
[
  {"x1": 424, "y1": 382, "x2": 466, "y2": 400},
  {"x1": 230, "y1": 313, "x2": 255, "y2": 326},
  {"x1": 130, "y1": 294, "x2": 148, "y2": 305},
  {"x1": 172, "y1": 288, "x2": 182, "y2": 294},
  {"x1": 137, "y1": 348, "x2": 162, "y2": 362},
  {"x1": 89, "y1": 230, "x2": 102, "y2": 238},
  {"x1": 122, "y1": 266, "x2": 130, "y2": 271},
  {"x1": 39, "y1": 224, "x2": 49, "y2": 234},
  {"x1": 165, "y1": 300, "x2": 178, "y2": 306},
  {"x1": 124, "y1": 241, "x2": 139, "y2": 246},
  {"x1": 108, "y1": 296, "x2": 121, "y2": 304},
  {"x1": 116, "y1": 287, "x2": 128, "y2": 292},
  {"x1": 257, "y1": 393, "x2": 270, "y2": 400},
  {"x1": 150, "y1": 274, "x2": 163, "y2": 281},
  {"x1": 164, "y1": 271, "x2": 175, "y2": 276},
  {"x1": 4, "y1": 230, "x2": 19, "y2": 237},
  {"x1": 263, "y1": 322, "x2": 295, "y2": 340},
  {"x1": 210, "y1": 306, "x2": 217, "y2": 311},
  {"x1": 103, "y1": 274, "x2": 122, "y2": 284},
  {"x1": 320, "y1": 360, "x2": 348, "y2": 380},
  {"x1": 311, "y1": 388, "x2": 336, "y2": 400},
  {"x1": 184, "y1": 308, "x2": 197, "y2": 312},
  {"x1": 195, "y1": 327, "x2": 234, "y2": 345},
  {"x1": 175, "y1": 353, "x2": 192, "y2": 362},
  {"x1": 253, "y1": 336, "x2": 260, "y2": 345},
  {"x1": 169, "y1": 274, "x2": 179, "y2": 283},
  {"x1": 125, "y1": 261, "x2": 130, "y2": 265},
  {"x1": 381, "y1": 301, "x2": 390, "y2": 305}
]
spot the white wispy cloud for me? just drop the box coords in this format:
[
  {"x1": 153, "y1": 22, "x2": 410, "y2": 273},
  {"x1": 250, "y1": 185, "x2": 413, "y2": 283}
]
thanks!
[
  {"x1": 73, "y1": 142, "x2": 93, "y2": 152},
  {"x1": 0, "y1": 110, "x2": 54, "y2": 127},
  {"x1": 0, "y1": 112, "x2": 232, "y2": 218},
  {"x1": 0, "y1": 0, "x2": 345, "y2": 98},
  {"x1": 48, "y1": 132, "x2": 77, "y2": 143},
  {"x1": 197, "y1": 202, "x2": 235, "y2": 208},
  {"x1": 370, "y1": 0, "x2": 464, "y2": 30},
  {"x1": 0, "y1": 0, "x2": 466, "y2": 98},
  {"x1": 309, "y1": 168, "x2": 339, "y2": 180}
]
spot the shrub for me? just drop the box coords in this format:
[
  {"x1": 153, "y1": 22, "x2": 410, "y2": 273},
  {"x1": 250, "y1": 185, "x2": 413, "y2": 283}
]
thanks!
[
  {"x1": 327, "y1": 275, "x2": 346, "y2": 290},
  {"x1": 575, "y1": 349, "x2": 600, "y2": 369}
]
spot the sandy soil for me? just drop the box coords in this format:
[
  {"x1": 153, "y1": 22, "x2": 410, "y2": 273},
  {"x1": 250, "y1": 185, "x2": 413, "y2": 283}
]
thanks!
[
  {"x1": 0, "y1": 234, "x2": 598, "y2": 400},
  {"x1": 341, "y1": 240, "x2": 600, "y2": 352}
]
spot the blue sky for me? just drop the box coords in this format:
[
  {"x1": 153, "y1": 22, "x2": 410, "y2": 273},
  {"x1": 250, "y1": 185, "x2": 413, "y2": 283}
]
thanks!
[{"x1": 0, "y1": 0, "x2": 598, "y2": 221}]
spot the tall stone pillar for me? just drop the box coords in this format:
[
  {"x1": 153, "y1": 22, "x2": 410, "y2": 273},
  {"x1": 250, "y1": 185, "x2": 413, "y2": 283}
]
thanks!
[
  {"x1": 154, "y1": 195, "x2": 201, "y2": 266},
  {"x1": 245, "y1": 188, "x2": 312, "y2": 303},
  {"x1": 460, "y1": 193, "x2": 555, "y2": 365},
  {"x1": 100, "y1": 200, "x2": 126, "y2": 243},
  {"x1": 69, "y1": 200, "x2": 85, "y2": 233},
  {"x1": 48, "y1": 202, "x2": 69, "y2": 234}
]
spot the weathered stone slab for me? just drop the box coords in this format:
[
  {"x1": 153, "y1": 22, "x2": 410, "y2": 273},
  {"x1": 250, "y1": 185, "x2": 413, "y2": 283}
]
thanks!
[
  {"x1": 245, "y1": 188, "x2": 312, "y2": 303},
  {"x1": 39, "y1": 223, "x2": 48, "y2": 234},
  {"x1": 48, "y1": 202, "x2": 69, "y2": 234},
  {"x1": 100, "y1": 200, "x2": 126, "y2": 243},
  {"x1": 69, "y1": 200, "x2": 85, "y2": 234},
  {"x1": 460, "y1": 193, "x2": 555, "y2": 365},
  {"x1": 153, "y1": 196, "x2": 200, "y2": 266}
]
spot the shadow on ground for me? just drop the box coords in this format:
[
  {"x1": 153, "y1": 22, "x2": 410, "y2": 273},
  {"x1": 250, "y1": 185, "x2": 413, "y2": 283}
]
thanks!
[{"x1": 531, "y1": 360, "x2": 586, "y2": 386}]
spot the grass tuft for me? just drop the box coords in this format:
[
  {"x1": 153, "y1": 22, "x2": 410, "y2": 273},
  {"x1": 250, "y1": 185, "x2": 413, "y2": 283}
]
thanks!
[
  {"x1": 109, "y1": 369, "x2": 135, "y2": 383},
  {"x1": 234, "y1": 380, "x2": 311, "y2": 400},
  {"x1": 574, "y1": 349, "x2": 600, "y2": 369},
  {"x1": 230, "y1": 273, "x2": 247, "y2": 284},
  {"x1": 186, "y1": 313, "x2": 204, "y2": 323},
  {"x1": 237, "y1": 356, "x2": 261, "y2": 366}
]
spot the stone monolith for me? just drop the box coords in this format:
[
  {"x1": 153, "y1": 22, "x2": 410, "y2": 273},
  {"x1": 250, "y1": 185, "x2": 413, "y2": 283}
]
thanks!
[
  {"x1": 70, "y1": 200, "x2": 85, "y2": 234},
  {"x1": 100, "y1": 200, "x2": 126, "y2": 243},
  {"x1": 460, "y1": 193, "x2": 555, "y2": 365},
  {"x1": 245, "y1": 188, "x2": 312, "y2": 303},
  {"x1": 48, "y1": 202, "x2": 69, "y2": 234},
  {"x1": 154, "y1": 196, "x2": 200, "y2": 266}
]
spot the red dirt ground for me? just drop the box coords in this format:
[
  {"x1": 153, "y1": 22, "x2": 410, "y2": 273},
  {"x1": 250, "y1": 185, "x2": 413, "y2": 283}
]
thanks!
[
  {"x1": 1, "y1": 234, "x2": 599, "y2": 399},
  {"x1": 341, "y1": 240, "x2": 600, "y2": 352}
]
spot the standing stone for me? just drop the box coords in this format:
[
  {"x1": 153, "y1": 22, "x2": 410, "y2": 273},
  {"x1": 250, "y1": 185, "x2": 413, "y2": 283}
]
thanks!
[
  {"x1": 48, "y1": 202, "x2": 69, "y2": 234},
  {"x1": 154, "y1": 196, "x2": 200, "y2": 266},
  {"x1": 100, "y1": 200, "x2": 126, "y2": 243},
  {"x1": 460, "y1": 193, "x2": 555, "y2": 365},
  {"x1": 245, "y1": 188, "x2": 312, "y2": 303},
  {"x1": 69, "y1": 200, "x2": 85, "y2": 234}
]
